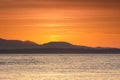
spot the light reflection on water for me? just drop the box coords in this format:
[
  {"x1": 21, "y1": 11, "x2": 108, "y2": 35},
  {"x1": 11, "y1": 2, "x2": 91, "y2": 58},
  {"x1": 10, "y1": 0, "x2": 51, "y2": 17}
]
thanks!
[{"x1": 0, "y1": 54, "x2": 120, "y2": 80}]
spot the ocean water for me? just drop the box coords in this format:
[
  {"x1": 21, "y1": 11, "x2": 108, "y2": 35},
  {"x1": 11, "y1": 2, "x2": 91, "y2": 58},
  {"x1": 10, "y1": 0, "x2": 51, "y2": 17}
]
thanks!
[{"x1": 0, "y1": 53, "x2": 120, "y2": 80}]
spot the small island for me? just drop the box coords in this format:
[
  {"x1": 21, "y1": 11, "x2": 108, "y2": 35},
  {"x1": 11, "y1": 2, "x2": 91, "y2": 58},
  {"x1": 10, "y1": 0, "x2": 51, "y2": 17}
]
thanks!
[{"x1": 0, "y1": 38, "x2": 120, "y2": 53}]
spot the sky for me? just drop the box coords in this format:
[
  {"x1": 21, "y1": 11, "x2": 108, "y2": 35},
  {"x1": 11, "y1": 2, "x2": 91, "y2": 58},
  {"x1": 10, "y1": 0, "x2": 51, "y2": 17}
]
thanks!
[{"x1": 0, "y1": 0, "x2": 120, "y2": 48}]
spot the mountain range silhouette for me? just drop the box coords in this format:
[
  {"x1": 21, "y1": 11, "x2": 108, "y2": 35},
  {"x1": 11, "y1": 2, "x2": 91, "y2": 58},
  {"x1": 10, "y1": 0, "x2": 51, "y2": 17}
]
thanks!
[{"x1": 0, "y1": 38, "x2": 120, "y2": 53}]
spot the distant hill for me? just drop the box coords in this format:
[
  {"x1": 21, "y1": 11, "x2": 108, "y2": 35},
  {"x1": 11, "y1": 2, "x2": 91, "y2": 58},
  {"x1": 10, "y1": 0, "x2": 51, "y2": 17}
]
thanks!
[
  {"x1": 0, "y1": 38, "x2": 120, "y2": 53},
  {"x1": 42, "y1": 42, "x2": 74, "y2": 48},
  {"x1": 0, "y1": 38, "x2": 40, "y2": 50},
  {"x1": 41, "y1": 42, "x2": 91, "y2": 49}
]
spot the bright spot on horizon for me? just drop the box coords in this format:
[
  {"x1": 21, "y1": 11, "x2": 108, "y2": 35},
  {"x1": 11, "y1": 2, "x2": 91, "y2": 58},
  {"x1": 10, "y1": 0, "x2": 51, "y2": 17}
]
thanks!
[{"x1": 48, "y1": 35, "x2": 61, "y2": 42}]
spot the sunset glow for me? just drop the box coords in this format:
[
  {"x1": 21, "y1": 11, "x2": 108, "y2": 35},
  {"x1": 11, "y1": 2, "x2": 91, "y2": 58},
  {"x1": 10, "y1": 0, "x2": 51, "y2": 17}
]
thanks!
[{"x1": 0, "y1": 0, "x2": 120, "y2": 48}]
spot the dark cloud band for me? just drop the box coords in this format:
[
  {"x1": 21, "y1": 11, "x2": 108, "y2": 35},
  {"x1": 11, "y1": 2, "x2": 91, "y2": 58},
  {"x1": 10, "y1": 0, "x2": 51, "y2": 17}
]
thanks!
[{"x1": 0, "y1": 0, "x2": 120, "y2": 9}]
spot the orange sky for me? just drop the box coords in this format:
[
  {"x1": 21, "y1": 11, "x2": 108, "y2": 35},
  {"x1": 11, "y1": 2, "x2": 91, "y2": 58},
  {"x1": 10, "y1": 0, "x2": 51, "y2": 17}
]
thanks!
[{"x1": 0, "y1": 0, "x2": 120, "y2": 48}]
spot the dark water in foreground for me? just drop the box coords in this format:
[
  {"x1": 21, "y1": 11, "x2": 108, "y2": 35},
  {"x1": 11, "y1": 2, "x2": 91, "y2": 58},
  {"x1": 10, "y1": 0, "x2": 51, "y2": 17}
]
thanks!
[{"x1": 0, "y1": 53, "x2": 120, "y2": 80}]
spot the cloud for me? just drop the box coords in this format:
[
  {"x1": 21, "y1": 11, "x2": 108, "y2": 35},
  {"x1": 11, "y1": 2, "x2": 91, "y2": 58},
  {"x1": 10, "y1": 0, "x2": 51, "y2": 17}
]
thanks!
[{"x1": 0, "y1": 0, "x2": 120, "y2": 9}]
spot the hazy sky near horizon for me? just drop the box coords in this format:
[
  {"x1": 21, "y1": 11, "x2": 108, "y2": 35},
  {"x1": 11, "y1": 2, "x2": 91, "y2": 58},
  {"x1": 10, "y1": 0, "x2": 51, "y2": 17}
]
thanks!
[{"x1": 0, "y1": 0, "x2": 120, "y2": 48}]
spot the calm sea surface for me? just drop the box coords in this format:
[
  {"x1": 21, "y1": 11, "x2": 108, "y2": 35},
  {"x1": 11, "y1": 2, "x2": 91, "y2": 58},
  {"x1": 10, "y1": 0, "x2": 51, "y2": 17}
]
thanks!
[{"x1": 0, "y1": 53, "x2": 120, "y2": 80}]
